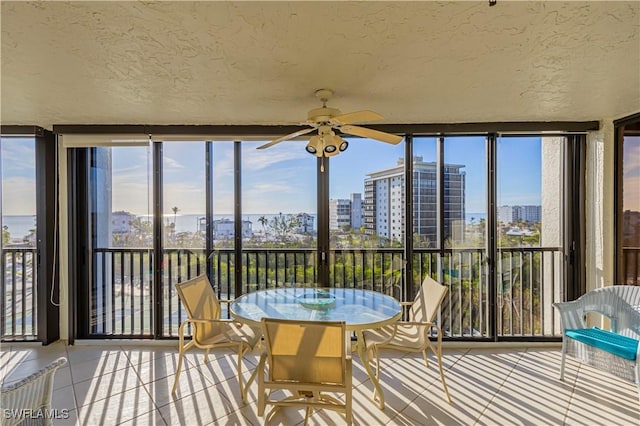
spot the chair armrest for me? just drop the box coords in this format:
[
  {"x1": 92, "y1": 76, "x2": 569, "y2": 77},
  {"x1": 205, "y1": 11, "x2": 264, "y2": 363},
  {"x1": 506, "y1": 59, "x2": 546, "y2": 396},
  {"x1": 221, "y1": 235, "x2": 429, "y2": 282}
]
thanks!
[
  {"x1": 553, "y1": 300, "x2": 587, "y2": 330},
  {"x1": 183, "y1": 318, "x2": 244, "y2": 327},
  {"x1": 178, "y1": 318, "x2": 248, "y2": 338},
  {"x1": 397, "y1": 320, "x2": 441, "y2": 336},
  {"x1": 400, "y1": 301, "x2": 414, "y2": 307},
  {"x1": 397, "y1": 320, "x2": 436, "y2": 327}
]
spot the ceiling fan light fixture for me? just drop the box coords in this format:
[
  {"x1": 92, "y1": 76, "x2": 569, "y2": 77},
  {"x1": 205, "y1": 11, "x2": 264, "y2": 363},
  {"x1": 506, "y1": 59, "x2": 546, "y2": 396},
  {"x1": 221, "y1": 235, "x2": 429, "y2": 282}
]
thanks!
[
  {"x1": 257, "y1": 88, "x2": 401, "y2": 164},
  {"x1": 305, "y1": 135, "x2": 321, "y2": 155},
  {"x1": 322, "y1": 134, "x2": 342, "y2": 157}
]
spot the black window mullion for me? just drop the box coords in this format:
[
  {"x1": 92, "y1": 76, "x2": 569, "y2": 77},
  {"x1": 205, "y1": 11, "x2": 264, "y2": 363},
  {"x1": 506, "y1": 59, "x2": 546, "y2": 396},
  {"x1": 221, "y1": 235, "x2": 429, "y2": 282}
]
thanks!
[
  {"x1": 234, "y1": 141, "x2": 242, "y2": 298},
  {"x1": 404, "y1": 135, "x2": 413, "y2": 302},
  {"x1": 153, "y1": 141, "x2": 163, "y2": 338},
  {"x1": 487, "y1": 133, "x2": 498, "y2": 341}
]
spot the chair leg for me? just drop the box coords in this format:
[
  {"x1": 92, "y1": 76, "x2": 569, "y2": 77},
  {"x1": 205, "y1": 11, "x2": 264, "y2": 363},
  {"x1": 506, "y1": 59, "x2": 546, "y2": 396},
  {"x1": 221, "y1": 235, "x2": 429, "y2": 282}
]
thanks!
[
  {"x1": 371, "y1": 345, "x2": 381, "y2": 400},
  {"x1": 422, "y1": 341, "x2": 432, "y2": 368},
  {"x1": 345, "y1": 390, "x2": 353, "y2": 425},
  {"x1": 374, "y1": 345, "x2": 381, "y2": 380},
  {"x1": 434, "y1": 338, "x2": 451, "y2": 404},
  {"x1": 559, "y1": 340, "x2": 567, "y2": 381},
  {"x1": 635, "y1": 361, "x2": 640, "y2": 404},
  {"x1": 204, "y1": 348, "x2": 210, "y2": 363},
  {"x1": 304, "y1": 406, "x2": 312, "y2": 426},
  {"x1": 172, "y1": 348, "x2": 185, "y2": 395},
  {"x1": 237, "y1": 343, "x2": 247, "y2": 403}
]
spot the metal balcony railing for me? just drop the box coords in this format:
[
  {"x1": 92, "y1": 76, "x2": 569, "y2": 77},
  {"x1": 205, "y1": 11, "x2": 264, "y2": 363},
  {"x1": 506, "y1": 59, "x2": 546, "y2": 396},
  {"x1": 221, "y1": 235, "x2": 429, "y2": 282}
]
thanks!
[
  {"x1": 622, "y1": 248, "x2": 640, "y2": 285},
  {"x1": 7, "y1": 246, "x2": 636, "y2": 341},
  {"x1": 86, "y1": 246, "x2": 564, "y2": 339},
  {"x1": 1, "y1": 247, "x2": 38, "y2": 340}
]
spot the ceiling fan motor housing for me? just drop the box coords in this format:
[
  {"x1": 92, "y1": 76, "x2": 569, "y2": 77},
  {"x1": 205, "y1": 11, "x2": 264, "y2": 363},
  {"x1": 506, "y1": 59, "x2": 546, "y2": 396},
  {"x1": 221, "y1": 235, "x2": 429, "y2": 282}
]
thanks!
[{"x1": 307, "y1": 106, "x2": 342, "y2": 123}]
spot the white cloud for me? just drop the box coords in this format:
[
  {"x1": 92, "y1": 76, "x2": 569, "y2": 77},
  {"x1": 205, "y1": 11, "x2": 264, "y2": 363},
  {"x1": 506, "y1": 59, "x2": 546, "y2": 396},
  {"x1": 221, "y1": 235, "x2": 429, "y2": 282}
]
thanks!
[
  {"x1": 623, "y1": 175, "x2": 640, "y2": 211},
  {"x1": 2, "y1": 143, "x2": 36, "y2": 170},
  {"x1": 163, "y1": 156, "x2": 184, "y2": 170},
  {"x1": 623, "y1": 139, "x2": 640, "y2": 178},
  {"x1": 242, "y1": 143, "x2": 310, "y2": 171},
  {"x1": 163, "y1": 182, "x2": 206, "y2": 214},
  {"x1": 111, "y1": 181, "x2": 152, "y2": 215},
  {"x1": 2, "y1": 176, "x2": 37, "y2": 214}
]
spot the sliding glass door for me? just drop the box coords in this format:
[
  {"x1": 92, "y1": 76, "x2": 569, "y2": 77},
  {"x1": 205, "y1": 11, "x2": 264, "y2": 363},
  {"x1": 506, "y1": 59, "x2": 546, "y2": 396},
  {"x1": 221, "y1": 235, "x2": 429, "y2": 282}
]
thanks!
[
  {"x1": 87, "y1": 144, "x2": 154, "y2": 337},
  {"x1": 616, "y1": 115, "x2": 640, "y2": 285},
  {"x1": 329, "y1": 137, "x2": 405, "y2": 295},
  {"x1": 442, "y1": 136, "x2": 488, "y2": 338},
  {"x1": 496, "y1": 136, "x2": 565, "y2": 337},
  {"x1": 1, "y1": 136, "x2": 38, "y2": 340},
  {"x1": 68, "y1": 130, "x2": 580, "y2": 340},
  {"x1": 242, "y1": 141, "x2": 317, "y2": 291}
]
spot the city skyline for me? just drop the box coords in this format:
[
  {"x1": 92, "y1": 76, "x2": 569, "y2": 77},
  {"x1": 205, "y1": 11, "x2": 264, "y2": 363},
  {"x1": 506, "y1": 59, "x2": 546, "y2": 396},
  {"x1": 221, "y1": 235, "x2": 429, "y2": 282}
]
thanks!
[{"x1": 2, "y1": 135, "x2": 572, "y2": 217}]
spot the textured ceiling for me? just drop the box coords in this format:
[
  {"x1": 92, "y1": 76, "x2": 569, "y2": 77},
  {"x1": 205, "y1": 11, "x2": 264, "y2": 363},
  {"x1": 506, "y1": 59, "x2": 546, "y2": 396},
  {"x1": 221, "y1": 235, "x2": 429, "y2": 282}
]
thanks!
[{"x1": 1, "y1": 1, "x2": 639, "y2": 129}]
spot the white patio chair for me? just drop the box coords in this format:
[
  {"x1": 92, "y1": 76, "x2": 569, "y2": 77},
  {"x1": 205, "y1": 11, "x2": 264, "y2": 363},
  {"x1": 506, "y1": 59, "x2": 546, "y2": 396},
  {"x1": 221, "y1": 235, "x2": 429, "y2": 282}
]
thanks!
[
  {"x1": 554, "y1": 285, "x2": 640, "y2": 401},
  {"x1": 0, "y1": 357, "x2": 67, "y2": 426}
]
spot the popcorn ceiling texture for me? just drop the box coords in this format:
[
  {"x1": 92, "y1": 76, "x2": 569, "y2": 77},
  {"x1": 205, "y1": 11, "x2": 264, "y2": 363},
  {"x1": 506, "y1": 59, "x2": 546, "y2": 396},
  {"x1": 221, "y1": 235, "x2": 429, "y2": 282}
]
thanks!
[{"x1": 1, "y1": 1, "x2": 638, "y2": 127}]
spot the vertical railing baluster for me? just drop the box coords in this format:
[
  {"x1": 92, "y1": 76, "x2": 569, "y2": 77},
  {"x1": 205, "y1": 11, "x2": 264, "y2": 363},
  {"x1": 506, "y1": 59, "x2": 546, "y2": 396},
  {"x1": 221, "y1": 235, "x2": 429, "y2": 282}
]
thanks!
[
  {"x1": 119, "y1": 251, "x2": 124, "y2": 335},
  {"x1": 479, "y1": 251, "x2": 485, "y2": 336},
  {"x1": 1, "y1": 250, "x2": 6, "y2": 339},
  {"x1": 10, "y1": 252, "x2": 16, "y2": 337},
  {"x1": 167, "y1": 251, "x2": 172, "y2": 336},
  {"x1": 530, "y1": 251, "x2": 535, "y2": 335},
  {"x1": 139, "y1": 251, "x2": 144, "y2": 335},
  {"x1": 466, "y1": 252, "x2": 472, "y2": 337},
  {"x1": 100, "y1": 251, "x2": 106, "y2": 334},
  {"x1": 129, "y1": 252, "x2": 134, "y2": 335},
  {"x1": 21, "y1": 251, "x2": 26, "y2": 337},
  {"x1": 512, "y1": 251, "x2": 517, "y2": 335}
]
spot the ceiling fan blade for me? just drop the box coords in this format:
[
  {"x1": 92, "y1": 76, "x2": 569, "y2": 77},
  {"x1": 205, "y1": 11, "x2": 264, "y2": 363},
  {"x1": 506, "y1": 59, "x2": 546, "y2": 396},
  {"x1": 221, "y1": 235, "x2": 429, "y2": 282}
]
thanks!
[
  {"x1": 330, "y1": 110, "x2": 383, "y2": 125},
  {"x1": 256, "y1": 127, "x2": 315, "y2": 149},
  {"x1": 340, "y1": 125, "x2": 403, "y2": 145}
]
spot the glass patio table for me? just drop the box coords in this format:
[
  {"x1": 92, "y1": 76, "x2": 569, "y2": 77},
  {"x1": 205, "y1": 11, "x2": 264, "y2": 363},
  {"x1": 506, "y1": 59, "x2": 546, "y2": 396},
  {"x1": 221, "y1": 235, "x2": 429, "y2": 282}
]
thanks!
[{"x1": 230, "y1": 287, "x2": 402, "y2": 409}]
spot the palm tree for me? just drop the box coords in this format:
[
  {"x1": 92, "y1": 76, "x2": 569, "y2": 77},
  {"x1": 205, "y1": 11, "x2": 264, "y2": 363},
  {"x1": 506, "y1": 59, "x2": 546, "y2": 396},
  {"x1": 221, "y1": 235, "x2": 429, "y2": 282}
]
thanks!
[
  {"x1": 172, "y1": 206, "x2": 179, "y2": 235},
  {"x1": 258, "y1": 216, "x2": 268, "y2": 235}
]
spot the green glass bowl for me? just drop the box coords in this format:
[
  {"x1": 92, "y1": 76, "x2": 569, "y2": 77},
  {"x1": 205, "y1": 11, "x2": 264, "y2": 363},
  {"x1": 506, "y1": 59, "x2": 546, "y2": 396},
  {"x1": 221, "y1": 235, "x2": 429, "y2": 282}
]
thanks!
[{"x1": 297, "y1": 292, "x2": 336, "y2": 310}]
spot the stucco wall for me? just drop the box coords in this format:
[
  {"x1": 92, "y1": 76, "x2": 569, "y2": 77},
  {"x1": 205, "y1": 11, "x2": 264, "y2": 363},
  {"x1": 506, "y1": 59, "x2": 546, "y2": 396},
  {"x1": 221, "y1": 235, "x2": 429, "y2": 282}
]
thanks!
[{"x1": 585, "y1": 120, "x2": 615, "y2": 292}]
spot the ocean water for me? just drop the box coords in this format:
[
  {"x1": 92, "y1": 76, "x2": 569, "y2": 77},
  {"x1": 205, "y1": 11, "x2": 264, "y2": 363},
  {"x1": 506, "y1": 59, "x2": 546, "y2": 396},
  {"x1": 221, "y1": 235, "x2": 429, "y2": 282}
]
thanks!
[
  {"x1": 167, "y1": 213, "x2": 317, "y2": 233},
  {"x1": 3, "y1": 212, "x2": 485, "y2": 239},
  {"x1": 2, "y1": 215, "x2": 37, "y2": 239}
]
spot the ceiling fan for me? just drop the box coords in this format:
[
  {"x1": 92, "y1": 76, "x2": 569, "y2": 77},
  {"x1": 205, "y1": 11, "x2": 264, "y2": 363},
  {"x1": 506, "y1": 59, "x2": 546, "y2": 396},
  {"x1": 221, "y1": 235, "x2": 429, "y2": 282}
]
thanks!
[{"x1": 257, "y1": 89, "x2": 403, "y2": 158}]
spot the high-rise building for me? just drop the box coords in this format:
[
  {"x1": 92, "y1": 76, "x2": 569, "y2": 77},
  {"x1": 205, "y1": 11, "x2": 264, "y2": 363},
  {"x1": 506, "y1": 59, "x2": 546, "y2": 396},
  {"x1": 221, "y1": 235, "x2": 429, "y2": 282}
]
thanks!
[
  {"x1": 498, "y1": 205, "x2": 542, "y2": 224},
  {"x1": 329, "y1": 193, "x2": 363, "y2": 231},
  {"x1": 364, "y1": 157, "x2": 466, "y2": 243},
  {"x1": 350, "y1": 193, "x2": 363, "y2": 230}
]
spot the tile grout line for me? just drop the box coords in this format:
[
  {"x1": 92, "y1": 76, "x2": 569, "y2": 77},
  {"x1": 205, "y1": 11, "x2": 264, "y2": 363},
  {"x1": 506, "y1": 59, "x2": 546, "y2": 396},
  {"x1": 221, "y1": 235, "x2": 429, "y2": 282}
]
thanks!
[
  {"x1": 471, "y1": 348, "x2": 527, "y2": 426},
  {"x1": 116, "y1": 344, "x2": 169, "y2": 426}
]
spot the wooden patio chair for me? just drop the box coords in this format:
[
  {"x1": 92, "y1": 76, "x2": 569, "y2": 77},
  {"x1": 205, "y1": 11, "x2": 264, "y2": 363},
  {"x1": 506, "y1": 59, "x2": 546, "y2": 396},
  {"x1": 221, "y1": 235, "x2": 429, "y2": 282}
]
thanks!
[
  {"x1": 172, "y1": 274, "x2": 261, "y2": 402},
  {"x1": 257, "y1": 318, "x2": 352, "y2": 425},
  {"x1": 363, "y1": 275, "x2": 452, "y2": 403}
]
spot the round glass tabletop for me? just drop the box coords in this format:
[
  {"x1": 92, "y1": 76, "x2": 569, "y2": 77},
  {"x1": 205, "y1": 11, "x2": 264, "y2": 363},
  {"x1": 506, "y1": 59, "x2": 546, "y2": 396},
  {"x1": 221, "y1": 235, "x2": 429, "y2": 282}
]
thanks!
[{"x1": 230, "y1": 287, "x2": 402, "y2": 331}]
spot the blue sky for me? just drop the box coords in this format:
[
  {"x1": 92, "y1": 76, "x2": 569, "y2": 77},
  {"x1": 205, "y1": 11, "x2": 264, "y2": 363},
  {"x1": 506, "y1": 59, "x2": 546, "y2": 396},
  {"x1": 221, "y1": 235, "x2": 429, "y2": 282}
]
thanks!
[
  {"x1": 623, "y1": 136, "x2": 640, "y2": 211},
  {"x1": 1, "y1": 138, "x2": 36, "y2": 215},
  {"x1": 2, "y1": 135, "x2": 548, "y2": 216}
]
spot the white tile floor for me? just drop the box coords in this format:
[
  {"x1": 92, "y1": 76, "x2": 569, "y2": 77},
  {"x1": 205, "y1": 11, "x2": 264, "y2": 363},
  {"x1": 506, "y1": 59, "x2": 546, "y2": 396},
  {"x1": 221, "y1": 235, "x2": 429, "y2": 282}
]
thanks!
[{"x1": 1, "y1": 341, "x2": 638, "y2": 425}]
